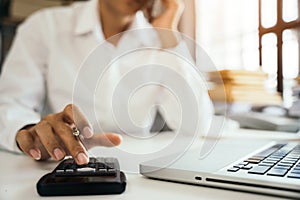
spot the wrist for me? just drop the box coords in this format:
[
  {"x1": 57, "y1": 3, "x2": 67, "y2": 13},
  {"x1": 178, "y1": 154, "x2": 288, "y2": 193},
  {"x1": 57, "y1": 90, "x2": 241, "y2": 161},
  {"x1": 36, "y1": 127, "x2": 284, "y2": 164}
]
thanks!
[
  {"x1": 19, "y1": 124, "x2": 36, "y2": 131},
  {"x1": 164, "y1": 0, "x2": 184, "y2": 11},
  {"x1": 152, "y1": 8, "x2": 183, "y2": 30}
]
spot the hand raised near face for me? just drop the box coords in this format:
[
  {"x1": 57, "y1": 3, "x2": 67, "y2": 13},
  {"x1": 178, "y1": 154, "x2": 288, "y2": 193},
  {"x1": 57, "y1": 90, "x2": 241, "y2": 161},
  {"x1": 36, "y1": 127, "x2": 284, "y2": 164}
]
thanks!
[
  {"x1": 144, "y1": 0, "x2": 185, "y2": 48},
  {"x1": 146, "y1": 0, "x2": 184, "y2": 30}
]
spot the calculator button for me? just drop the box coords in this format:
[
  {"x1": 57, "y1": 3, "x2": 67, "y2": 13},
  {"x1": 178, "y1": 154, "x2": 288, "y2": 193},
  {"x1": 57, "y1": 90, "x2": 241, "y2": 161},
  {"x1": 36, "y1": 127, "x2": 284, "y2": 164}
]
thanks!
[
  {"x1": 55, "y1": 169, "x2": 65, "y2": 174},
  {"x1": 97, "y1": 162, "x2": 106, "y2": 169},
  {"x1": 105, "y1": 163, "x2": 115, "y2": 169},
  {"x1": 89, "y1": 157, "x2": 97, "y2": 163},
  {"x1": 98, "y1": 168, "x2": 108, "y2": 174},
  {"x1": 77, "y1": 167, "x2": 96, "y2": 173},
  {"x1": 107, "y1": 168, "x2": 117, "y2": 175},
  {"x1": 63, "y1": 159, "x2": 74, "y2": 164},
  {"x1": 65, "y1": 169, "x2": 74, "y2": 173}
]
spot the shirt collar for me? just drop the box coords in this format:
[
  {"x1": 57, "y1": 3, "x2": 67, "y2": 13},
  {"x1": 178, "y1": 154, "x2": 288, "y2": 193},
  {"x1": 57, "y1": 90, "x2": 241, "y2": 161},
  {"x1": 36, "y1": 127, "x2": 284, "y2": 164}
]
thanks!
[
  {"x1": 74, "y1": 0, "x2": 158, "y2": 46},
  {"x1": 74, "y1": 0, "x2": 100, "y2": 36},
  {"x1": 126, "y1": 11, "x2": 159, "y2": 47}
]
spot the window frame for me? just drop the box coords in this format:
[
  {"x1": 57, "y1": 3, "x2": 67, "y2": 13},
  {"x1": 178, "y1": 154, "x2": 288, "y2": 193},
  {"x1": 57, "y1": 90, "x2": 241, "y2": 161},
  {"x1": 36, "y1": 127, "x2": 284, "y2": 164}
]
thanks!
[{"x1": 259, "y1": 0, "x2": 300, "y2": 93}]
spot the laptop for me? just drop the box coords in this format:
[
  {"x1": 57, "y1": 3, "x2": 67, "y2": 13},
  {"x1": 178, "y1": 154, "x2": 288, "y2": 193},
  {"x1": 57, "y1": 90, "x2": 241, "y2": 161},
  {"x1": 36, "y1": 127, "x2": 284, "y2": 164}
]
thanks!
[{"x1": 139, "y1": 118, "x2": 300, "y2": 198}]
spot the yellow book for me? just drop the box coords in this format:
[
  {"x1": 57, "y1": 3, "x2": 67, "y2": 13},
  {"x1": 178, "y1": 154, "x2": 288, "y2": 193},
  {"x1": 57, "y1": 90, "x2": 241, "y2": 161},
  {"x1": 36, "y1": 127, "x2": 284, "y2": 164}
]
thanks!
[
  {"x1": 208, "y1": 86, "x2": 282, "y2": 105},
  {"x1": 208, "y1": 70, "x2": 268, "y2": 85}
]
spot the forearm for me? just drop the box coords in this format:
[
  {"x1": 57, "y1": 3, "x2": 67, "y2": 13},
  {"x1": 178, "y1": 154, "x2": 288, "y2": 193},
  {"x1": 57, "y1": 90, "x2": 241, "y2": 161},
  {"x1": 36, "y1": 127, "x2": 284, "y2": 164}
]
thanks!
[{"x1": 156, "y1": 29, "x2": 180, "y2": 49}]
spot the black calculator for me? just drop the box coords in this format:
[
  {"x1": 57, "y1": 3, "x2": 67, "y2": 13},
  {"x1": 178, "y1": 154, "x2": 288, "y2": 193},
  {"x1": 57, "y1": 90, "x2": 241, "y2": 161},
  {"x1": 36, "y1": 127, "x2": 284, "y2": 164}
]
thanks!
[{"x1": 37, "y1": 157, "x2": 126, "y2": 196}]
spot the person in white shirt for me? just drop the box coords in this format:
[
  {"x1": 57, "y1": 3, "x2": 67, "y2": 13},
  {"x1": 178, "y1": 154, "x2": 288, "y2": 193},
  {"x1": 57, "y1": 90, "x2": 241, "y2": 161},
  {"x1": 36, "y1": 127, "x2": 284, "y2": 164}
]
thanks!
[{"x1": 0, "y1": 0, "x2": 213, "y2": 165}]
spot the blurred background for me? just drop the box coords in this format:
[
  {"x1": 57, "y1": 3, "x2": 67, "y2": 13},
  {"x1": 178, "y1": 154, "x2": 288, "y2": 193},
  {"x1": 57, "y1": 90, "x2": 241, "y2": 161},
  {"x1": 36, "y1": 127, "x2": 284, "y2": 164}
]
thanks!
[{"x1": 1, "y1": 0, "x2": 300, "y2": 113}]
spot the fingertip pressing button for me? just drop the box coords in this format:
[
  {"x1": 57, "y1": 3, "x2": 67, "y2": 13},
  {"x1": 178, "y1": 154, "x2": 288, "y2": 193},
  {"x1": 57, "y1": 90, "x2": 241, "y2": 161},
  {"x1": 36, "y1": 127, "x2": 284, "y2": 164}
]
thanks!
[
  {"x1": 53, "y1": 148, "x2": 64, "y2": 160},
  {"x1": 76, "y1": 152, "x2": 89, "y2": 165}
]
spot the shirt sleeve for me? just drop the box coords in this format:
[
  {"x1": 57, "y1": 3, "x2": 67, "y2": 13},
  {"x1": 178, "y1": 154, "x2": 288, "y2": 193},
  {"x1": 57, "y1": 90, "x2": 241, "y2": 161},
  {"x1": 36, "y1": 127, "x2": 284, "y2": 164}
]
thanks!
[{"x1": 0, "y1": 11, "x2": 48, "y2": 153}]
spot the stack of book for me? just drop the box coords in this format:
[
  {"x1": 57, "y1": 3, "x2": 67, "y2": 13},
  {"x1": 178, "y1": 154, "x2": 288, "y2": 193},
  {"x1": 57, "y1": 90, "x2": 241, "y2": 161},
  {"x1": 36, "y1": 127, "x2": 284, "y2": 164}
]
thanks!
[{"x1": 208, "y1": 70, "x2": 282, "y2": 105}]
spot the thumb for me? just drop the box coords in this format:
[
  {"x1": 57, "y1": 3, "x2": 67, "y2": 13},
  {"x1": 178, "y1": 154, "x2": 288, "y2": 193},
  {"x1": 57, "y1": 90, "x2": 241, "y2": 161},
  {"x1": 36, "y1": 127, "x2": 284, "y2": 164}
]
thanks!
[{"x1": 83, "y1": 133, "x2": 122, "y2": 148}]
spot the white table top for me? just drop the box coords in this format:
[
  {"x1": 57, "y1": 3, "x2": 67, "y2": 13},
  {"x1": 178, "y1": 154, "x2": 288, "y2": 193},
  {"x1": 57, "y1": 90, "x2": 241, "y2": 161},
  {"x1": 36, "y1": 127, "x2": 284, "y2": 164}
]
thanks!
[{"x1": 1, "y1": 127, "x2": 299, "y2": 200}]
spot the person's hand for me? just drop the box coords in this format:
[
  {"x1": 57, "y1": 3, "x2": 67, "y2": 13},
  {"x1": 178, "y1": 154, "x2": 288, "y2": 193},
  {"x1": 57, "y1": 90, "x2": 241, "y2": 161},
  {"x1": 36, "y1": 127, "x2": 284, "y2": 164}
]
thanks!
[
  {"x1": 15, "y1": 104, "x2": 122, "y2": 165},
  {"x1": 145, "y1": 0, "x2": 184, "y2": 48},
  {"x1": 149, "y1": 0, "x2": 184, "y2": 31}
]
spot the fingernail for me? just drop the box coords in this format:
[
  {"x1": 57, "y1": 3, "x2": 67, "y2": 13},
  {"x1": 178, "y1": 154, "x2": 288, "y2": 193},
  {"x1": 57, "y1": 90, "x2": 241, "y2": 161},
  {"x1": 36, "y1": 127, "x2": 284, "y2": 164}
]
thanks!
[
  {"x1": 117, "y1": 134, "x2": 123, "y2": 142},
  {"x1": 83, "y1": 127, "x2": 93, "y2": 138},
  {"x1": 111, "y1": 134, "x2": 122, "y2": 146},
  {"x1": 77, "y1": 152, "x2": 89, "y2": 164},
  {"x1": 29, "y1": 149, "x2": 41, "y2": 160},
  {"x1": 53, "y1": 148, "x2": 64, "y2": 160}
]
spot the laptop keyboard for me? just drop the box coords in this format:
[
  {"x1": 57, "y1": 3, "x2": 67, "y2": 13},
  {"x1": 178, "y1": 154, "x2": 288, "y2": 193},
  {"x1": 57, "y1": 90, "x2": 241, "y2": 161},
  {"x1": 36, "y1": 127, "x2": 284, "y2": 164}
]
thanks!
[{"x1": 227, "y1": 143, "x2": 300, "y2": 179}]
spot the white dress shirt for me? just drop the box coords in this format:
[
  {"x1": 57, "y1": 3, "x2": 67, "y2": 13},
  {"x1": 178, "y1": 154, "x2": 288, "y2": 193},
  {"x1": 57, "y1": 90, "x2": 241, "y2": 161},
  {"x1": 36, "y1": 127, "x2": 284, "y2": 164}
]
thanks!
[{"x1": 0, "y1": 0, "x2": 213, "y2": 153}]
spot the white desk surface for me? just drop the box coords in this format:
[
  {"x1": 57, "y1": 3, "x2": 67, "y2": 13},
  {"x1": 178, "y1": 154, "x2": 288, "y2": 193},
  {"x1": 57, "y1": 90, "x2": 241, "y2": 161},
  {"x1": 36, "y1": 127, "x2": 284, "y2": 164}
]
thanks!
[{"x1": 1, "y1": 128, "x2": 299, "y2": 200}]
